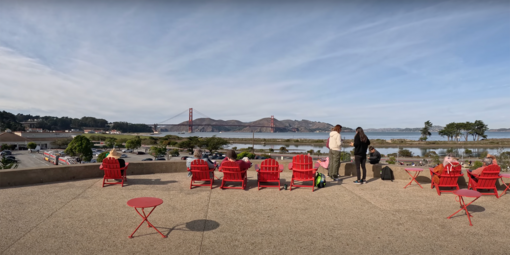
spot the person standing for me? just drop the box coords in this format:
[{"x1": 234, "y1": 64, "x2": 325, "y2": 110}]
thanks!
[
  {"x1": 350, "y1": 127, "x2": 370, "y2": 184},
  {"x1": 327, "y1": 125, "x2": 342, "y2": 181}
]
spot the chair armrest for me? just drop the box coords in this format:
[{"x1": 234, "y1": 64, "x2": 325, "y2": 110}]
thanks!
[
  {"x1": 99, "y1": 164, "x2": 104, "y2": 170},
  {"x1": 279, "y1": 165, "x2": 284, "y2": 172},
  {"x1": 313, "y1": 162, "x2": 319, "y2": 170},
  {"x1": 255, "y1": 164, "x2": 260, "y2": 172},
  {"x1": 288, "y1": 163, "x2": 293, "y2": 170},
  {"x1": 187, "y1": 168, "x2": 190, "y2": 172}
]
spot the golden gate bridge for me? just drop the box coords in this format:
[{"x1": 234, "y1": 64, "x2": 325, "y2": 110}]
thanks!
[{"x1": 153, "y1": 108, "x2": 275, "y2": 133}]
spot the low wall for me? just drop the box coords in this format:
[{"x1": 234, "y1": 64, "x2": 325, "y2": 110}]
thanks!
[{"x1": 1, "y1": 160, "x2": 508, "y2": 190}]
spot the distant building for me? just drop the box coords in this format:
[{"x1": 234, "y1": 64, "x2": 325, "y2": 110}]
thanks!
[
  {"x1": 108, "y1": 130, "x2": 121, "y2": 134},
  {"x1": 11, "y1": 131, "x2": 84, "y2": 149},
  {"x1": 83, "y1": 130, "x2": 95, "y2": 134}
]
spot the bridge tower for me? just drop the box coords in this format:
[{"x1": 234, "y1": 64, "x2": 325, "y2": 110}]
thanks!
[
  {"x1": 188, "y1": 108, "x2": 193, "y2": 133},
  {"x1": 270, "y1": 115, "x2": 275, "y2": 133},
  {"x1": 153, "y1": 124, "x2": 158, "y2": 133}
]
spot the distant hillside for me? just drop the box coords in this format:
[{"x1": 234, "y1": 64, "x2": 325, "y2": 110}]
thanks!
[
  {"x1": 159, "y1": 118, "x2": 354, "y2": 133},
  {"x1": 489, "y1": 128, "x2": 510, "y2": 132},
  {"x1": 364, "y1": 126, "x2": 444, "y2": 132}
]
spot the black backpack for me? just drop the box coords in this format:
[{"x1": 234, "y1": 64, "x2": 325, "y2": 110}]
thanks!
[{"x1": 381, "y1": 166, "x2": 394, "y2": 181}]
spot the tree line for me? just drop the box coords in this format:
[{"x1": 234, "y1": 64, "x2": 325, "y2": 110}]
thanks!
[
  {"x1": 0, "y1": 111, "x2": 152, "y2": 133},
  {"x1": 420, "y1": 120, "x2": 489, "y2": 142}
]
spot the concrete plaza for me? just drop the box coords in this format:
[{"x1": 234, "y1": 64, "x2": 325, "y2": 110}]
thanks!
[{"x1": 1, "y1": 171, "x2": 509, "y2": 255}]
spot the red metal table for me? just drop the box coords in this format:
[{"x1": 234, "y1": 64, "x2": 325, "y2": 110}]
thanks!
[
  {"x1": 499, "y1": 173, "x2": 510, "y2": 197},
  {"x1": 447, "y1": 189, "x2": 482, "y2": 226},
  {"x1": 127, "y1": 197, "x2": 166, "y2": 238},
  {"x1": 404, "y1": 168, "x2": 423, "y2": 189}
]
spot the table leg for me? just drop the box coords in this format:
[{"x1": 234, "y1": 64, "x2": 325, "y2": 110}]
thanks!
[
  {"x1": 404, "y1": 171, "x2": 423, "y2": 189},
  {"x1": 499, "y1": 178, "x2": 510, "y2": 197},
  {"x1": 128, "y1": 207, "x2": 167, "y2": 238},
  {"x1": 447, "y1": 196, "x2": 479, "y2": 226}
]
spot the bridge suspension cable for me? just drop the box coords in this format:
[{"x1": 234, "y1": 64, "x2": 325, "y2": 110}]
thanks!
[
  {"x1": 194, "y1": 109, "x2": 210, "y2": 119},
  {"x1": 158, "y1": 109, "x2": 188, "y2": 124}
]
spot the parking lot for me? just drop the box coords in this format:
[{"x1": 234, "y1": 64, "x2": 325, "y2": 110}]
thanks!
[{"x1": 5, "y1": 149, "x2": 185, "y2": 170}]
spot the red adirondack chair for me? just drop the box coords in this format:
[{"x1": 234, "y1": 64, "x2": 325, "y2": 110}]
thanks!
[
  {"x1": 219, "y1": 161, "x2": 247, "y2": 190},
  {"x1": 188, "y1": 159, "x2": 215, "y2": 189},
  {"x1": 429, "y1": 163, "x2": 463, "y2": 195},
  {"x1": 100, "y1": 157, "x2": 129, "y2": 187},
  {"x1": 255, "y1": 158, "x2": 284, "y2": 190},
  {"x1": 467, "y1": 164, "x2": 501, "y2": 198},
  {"x1": 288, "y1": 155, "x2": 319, "y2": 192}
]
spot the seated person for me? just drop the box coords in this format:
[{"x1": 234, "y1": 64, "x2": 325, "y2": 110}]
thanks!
[
  {"x1": 221, "y1": 150, "x2": 251, "y2": 171},
  {"x1": 104, "y1": 149, "x2": 126, "y2": 175},
  {"x1": 432, "y1": 155, "x2": 459, "y2": 184},
  {"x1": 368, "y1": 146, "x2": 381, "y2": 164},
  {"x1": 187, "y1": 149, "x2": 215, "y2": 178},
  {"x1": 469, "y1": 154, "x2": 498, "y2": 180}
]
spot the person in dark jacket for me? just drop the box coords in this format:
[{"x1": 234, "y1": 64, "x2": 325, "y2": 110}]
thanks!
[
  {"x1": 368, "y1": 146, "x2": 381, "y2": 164},
  {"x1": 350, "y1": 127, "x2": 370, "y2": 184}
]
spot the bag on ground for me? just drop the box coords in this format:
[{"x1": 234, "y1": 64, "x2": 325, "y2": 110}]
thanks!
[
  {"x1": 381, "y1": 166, "x2": 394, "y2": 181},
  {"x1": 315, "y1": 173, "x2": 327, "y2": 188}
]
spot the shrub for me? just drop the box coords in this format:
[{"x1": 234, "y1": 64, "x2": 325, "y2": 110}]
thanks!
[
  {"x1": 268, "y1": 148, "x2": 274, "y2": 153},
  {"x1": 237, "y1": 152, "x2": 255, "y2": 159},
  {"x1": 471, "y1": 161, "x2": 483, "y2": 170},
  {"x1": 479, "y1": 151, "x2": 488, "y2": 159},
  {"x1": 340, "y1": 152, "x2": 351, "y2": 162},
  {"x1": 232, "y1": 147, "x2": 237, "y2": 150},
  {"x1": 387, "y1": 156, "x2": 396, "y2": 164},
  {"x1": 398, "y1": 149, "x2": 413, "y2": 157},
  {"x1": 169, "y1": 149, "x2": 180, "y2": 156},
  {"x1": 260, "y1": 154, "x2": 272, "y2": 159},
  {"x1": 27, "y1": 142, "x2": 37, "y2": 150},
  {"x1": 387, "y1": 153, "x2": 397, "y2": 157}
]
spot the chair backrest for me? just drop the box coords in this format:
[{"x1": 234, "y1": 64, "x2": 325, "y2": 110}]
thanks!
[
  {"x1": 292, "y1": 154, "x2": 315, "y2": 179},
  {"x1": 259, "y1": 158, "x2": 280, "y2": 180},
  {"x1": 221, "y1": 161, "x2": 245, "y2": 180},
  {"x1": 190, "y1": 159, "x2": 210, "y2": 179},
  {"x1": 477, "y1": 164, "x2": 501, "y2": 188},
  {"x1": 260, "y1": 158, "x2": 280, "y2": 172},
  {"x1": 292, "y1": 154, "x2": 314, "y2": 170},
  {"x1": 101, "y1": 157, "x2": 122, "y2": 179},
  {"x1": 438, "y1": 163, "x2": 462, "y2": 186}
]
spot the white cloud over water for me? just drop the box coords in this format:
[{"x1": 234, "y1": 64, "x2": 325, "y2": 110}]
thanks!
[{"x1": 0, "y1": 0, "x2": 509, "y2": 128}]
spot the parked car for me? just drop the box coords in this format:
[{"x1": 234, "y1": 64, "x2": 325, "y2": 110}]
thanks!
[
  {"x1": 181, "y1": 156, "x2": 190, "y2": 160},
  {"x1": 122, "y1": 149, "x2": 133, "y2": 153},
  {"x1": 0, "y1": 150, "x2": 12, "y2": 156},
  {"x1": 135, "y1": 151, "x2": 145, "y2": 155},
  {"x1": 4, "y1": 155, "x2": 16, "y2": 160},
  {"x1": 120, "y1": 154, "x2": 128, "y2": 158},
  {"x1": 141, "y1": 158, "x2": 153, "y2": 161},
  {"x1": 155, "y1": 157, "x2": 166, "y2": 161}
]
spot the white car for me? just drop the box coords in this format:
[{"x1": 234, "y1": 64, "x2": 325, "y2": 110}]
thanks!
[
  {"x1": 122, "y1": 149, "x2": 133, "y2": 153},
  {"x1": 120, "y1": 154, "x2": 128, "y2": 158}
]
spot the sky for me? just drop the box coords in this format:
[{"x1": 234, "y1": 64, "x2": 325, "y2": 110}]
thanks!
[{"x1": 0, "y1": 0, "x2": 509, "y2": 129}]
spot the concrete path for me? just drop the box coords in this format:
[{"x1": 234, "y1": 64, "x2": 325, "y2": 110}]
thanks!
[{"x1": 1, "y1": 172, "x2": 509, "y2": 255}]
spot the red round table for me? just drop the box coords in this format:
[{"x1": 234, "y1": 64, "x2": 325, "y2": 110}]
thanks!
[
  {"x1": 447, "y1": 189, "x2": 482, "y2": 226},
  {"x1": 127, "y1": 197, "x2": 166, "y2": 238},
  {"x1": 404, "y1": 168, "x2": 423, "y2": 189},
  {"x1": 499, "y1": 173, "x2": 510, "y2": 197}
]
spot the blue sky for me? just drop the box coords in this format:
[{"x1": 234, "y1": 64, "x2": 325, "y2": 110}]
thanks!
[{"x1": 0, "y1": 0, "x2": 509, "y2": 129}]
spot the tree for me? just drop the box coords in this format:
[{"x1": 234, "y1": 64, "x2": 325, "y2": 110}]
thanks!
[
  {"x1": 126, "y1": 136, "x2": 142, "y2": 151},
  {"x1": 202, "y1": 136, "x2": 229, "y2": 153},
  {"x1": 64, "y1": 135, "x2": 93, "y2": 161},
  {"x1": 149, "y1": 145, "x2": 167, "y2": 159},
  {"x1": 27, "y1": 142, "x2": 37, "y2": 150},
  {"x1": 439, "y1": 123, "x2": 461, "y2": 141},
  {"x1": 458, "y1": 122, "x2": 473, "y2": 142},
  {"x1": 105, "y1": 137, "x2": 117, "y2": 148},
  {"x1": 470, "y1": 120, "x2": 489, "y2": 141},
  {"x1": 420, "y1": 120, "x2": 433, "y2": 141},
  {"x1": 268, "y1": 148, "x2": 274, "y2": 153},
  {"x1": 279, "y1": 147, "x2": 288, "y2": 153},
  {"x1": 1, "y1": 144, "x2": 10, "y2": 151},
  {"x1": 178, "y1": 140, "x2": 195, "y2": 153},
  {"x1": 307, "y1": 149, "x2": 315, "y2": 154}
]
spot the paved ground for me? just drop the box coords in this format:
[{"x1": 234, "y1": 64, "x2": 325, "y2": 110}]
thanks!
[
  {"x1": 11, "y1": 150, "x2": 184, "y2": 169},
  {"x1": 1, "y1": 172, "x2": 509, "y2": 255}
]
